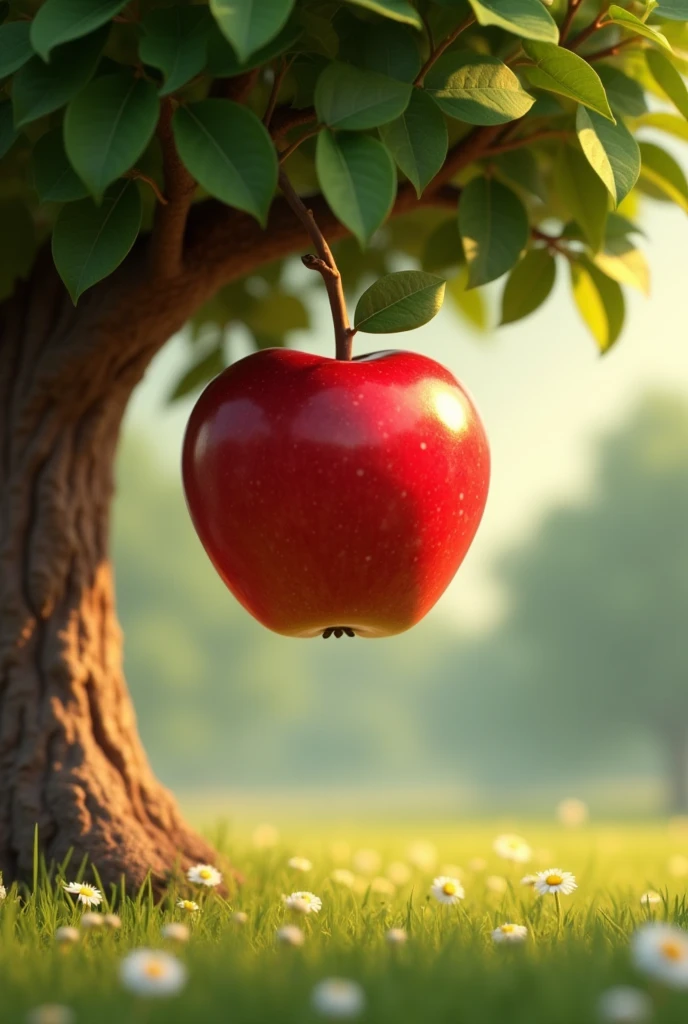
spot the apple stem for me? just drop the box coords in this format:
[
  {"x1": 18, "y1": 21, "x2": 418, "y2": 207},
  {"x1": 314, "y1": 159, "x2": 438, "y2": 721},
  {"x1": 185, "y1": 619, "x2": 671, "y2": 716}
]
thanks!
[{"x1": 278, "y1": 169, "x2": 354, "y2": 360}]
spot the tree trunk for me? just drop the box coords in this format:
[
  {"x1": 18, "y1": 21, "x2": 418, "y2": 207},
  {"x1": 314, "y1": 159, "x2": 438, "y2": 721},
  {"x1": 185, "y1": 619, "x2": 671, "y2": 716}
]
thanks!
[
  {"x1": 0, "y1": 258, "x2": 220, "y2": 889},
  {"x1": 665, "y1": 724, "x2": 688, "y2": 815}
]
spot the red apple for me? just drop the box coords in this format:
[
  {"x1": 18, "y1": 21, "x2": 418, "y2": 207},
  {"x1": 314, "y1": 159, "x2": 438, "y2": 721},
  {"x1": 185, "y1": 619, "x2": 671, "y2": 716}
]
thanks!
[{"x1": 182, "y1": 348, "x2": 489, "y2": 638}]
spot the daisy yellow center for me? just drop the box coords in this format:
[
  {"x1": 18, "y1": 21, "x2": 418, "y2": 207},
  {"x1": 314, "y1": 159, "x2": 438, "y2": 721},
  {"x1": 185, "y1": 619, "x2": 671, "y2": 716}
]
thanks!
[
  {"x1": 660, "y1": 940, "x2": 685, "y2": 961},
  {"x1": 144, "y1": 959, "x2": 167, "y2": 978},
  {"x1": 501, "y1": 925, "x2": 515, "y2": 933},
  {"x1": 182, "y1": 901, "x2": 195, "y2": 909},
  {"x1": 199, "y1": 869, "x2": 212, "y2": 880},
  {"x1": 442, "y1": 882, "x2": 457, "y2": 896},
  {"x1": 545, "y1": 874, "x2": 563, "y2": 886},
  {"x1": 79, "y1": 886, "x2": 95, "y2": 897},
  {"x1": 301, "y1": 894, "x2": 312, "y2": 902}
]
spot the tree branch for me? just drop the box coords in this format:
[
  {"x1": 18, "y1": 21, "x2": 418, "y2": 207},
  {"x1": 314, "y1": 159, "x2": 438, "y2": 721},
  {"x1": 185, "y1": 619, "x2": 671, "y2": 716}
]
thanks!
[
  {"x1": 586, "y1": 35, "x2": 639, "y2": 61},
  {"x1": 427, "y1": 125, "x2": 505, "y2": 189},
  {"x1": 148, "y1": 99, "x2": 196, "y2": 280},
  {"x1": 270, "y1": 106, "x2": 317, "y2": 141},
  {"x1": 483, "y1": 128, "x2": 573, "y2": 157},
  {"x1": 560, "y1": 0, "x2": 584, "y2": 42},
  {"x1": 277, "y1": 170, "x2": 353, "y2": 359},
  {"x1": 415, "y1": 14, "x2": 476, "y2": 85}
]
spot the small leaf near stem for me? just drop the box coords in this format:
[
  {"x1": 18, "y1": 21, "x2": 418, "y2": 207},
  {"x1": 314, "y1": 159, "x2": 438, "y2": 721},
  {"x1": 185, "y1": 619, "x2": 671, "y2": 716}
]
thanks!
[{"x1": 278, "y1": 168, "x2": 354, "y2": 360}]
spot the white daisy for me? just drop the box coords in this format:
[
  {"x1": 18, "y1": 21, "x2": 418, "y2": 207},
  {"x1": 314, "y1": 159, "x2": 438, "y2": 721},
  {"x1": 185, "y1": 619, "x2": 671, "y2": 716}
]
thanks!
[
  {"x1": 80, "y1": 912, "x2": 104, "y2": 929},
  {"x1": 283, "y1": 891, "x2": 322, "y2": 914},
  {"x1": 556, "y1": 797, "x2": 589, "y2": 828},
  {"x1": 431, "y1": 876, "x2": 465, "y2": 905},
  {"x1": 62, "y1": 881, "x2": 103, "y2": 907},
  {"x1": 276, "y1": 924, "x2": 305, "y2": 946},
  {"x1": 632, "y1": 922, "x2": 688, "y2": 987},
  {"x1": 386, "y1": 862, "x2": 411, "y2": 886},
  {"x1": 186, "y1": 863, "x2": 222, "y2": 887},
  {"x1": 26, "y1": 1006, "x2": 75, "y2": 1024},
  {"x1": 486, "y1": 875, "x2": 508, "y2": 894},
  {"x1": 161, "y1": 922, "x2": 190, "y2": 943},
  {"x1": 597, "y1": 986, "x2": 652, "y2": 1023},
  {"x1": 493, "y1": 834, "x2": 532, "y2": 864},
  {"x1": 407, "y1": 841, "x2": 437, "y2": 872},
  {"x1": 640, "y1": 891, "x2": 662, "y2": 906},
  {"x1": 120, "y1": 949, "x2": 188, "y2": 996},
  {"x1": 54, "y1": 926, "x2": 80, "y2": 944},
  {"x1": 385, "y1": 927, "x2": 408, "y2": 945},
  {"x1": 231, "y1": 911, "x2": 248, "y2": 925},
  {"x1": 534, "y1": 869, "x2": 577, "y2": 896},
  {"x1": 492, "y1": 923, "x2": 528, "y2": 944},
  {"x1": 353, "y1": 849, "x2": 381, "y2": 875},
  {"x1": 330, "y1": 869, "x2": 355, "y2": 888},
  {"x1": 311, "y1": 978, "x2": 366, "y2": 1019},
  {"x1": 288, "y1": 856, "x2": 313, "y2": 872},
  {"x1": 103, "y1": 914, "x2": 121, "y2": 929},
  {"x1": 176, "y1": 899, "x2": 200, "y2": 913},
  {"x1": 520, "y1": 874, "x2": 538, "y2": 887}
]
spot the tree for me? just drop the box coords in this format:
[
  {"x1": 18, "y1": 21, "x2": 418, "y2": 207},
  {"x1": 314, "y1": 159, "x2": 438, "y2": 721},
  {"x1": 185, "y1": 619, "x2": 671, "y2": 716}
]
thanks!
[{"x1": 1, "y1": 0, "x2": 687, "y2": 888}]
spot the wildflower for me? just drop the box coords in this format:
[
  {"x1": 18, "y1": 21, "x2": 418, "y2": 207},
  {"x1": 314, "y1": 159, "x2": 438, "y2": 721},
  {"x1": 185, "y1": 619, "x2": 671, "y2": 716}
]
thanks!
[
  {"x1": 385, "y1": 927, "x2": 408, "y2": 945},
  {"x1": 556, "y1": 797, "x2": 589, "y2": 828},
  {"x1": 386, "y1": 862, "x2": 411, "y2": 886},
  {"x1": 493, "y1": 834, "x2": 532, "y2": 864},
  {"x1": 276, "y1": 924, "x2": 305, "y2": 946},
  {"x1": 161, "y1": 922, "x2": 190, "y2": 943},
  {"x1": 0, "y1": 883, "x2": 6, "y2": 901},
  {"x1": 26, "y1": 1006, "x2": 75, "y2": 1024},
  {"x1": 120, "y1": 949, "x2": 188, "y2": 996},
  {"x1": 80, "y1": 912, "x2": 104, "y2": 929},
  {"x1": 669, "y1": 854, "x2": 688, "y2": 877},
  {"x1": 54, "y1": 926, "x2": 80, "y2": 944},
  {"x1": 431, "y1": 876, "x2": 465, "y2": 905},
  {"x1": 370, "y1": 876, "x2": 395, "y2": 896},
  {"x1": 252, "y1": 823, "x2": 279, "y2": 848},
  {"x1": 534, "y1": 869, "x2": 577, "y2": 896},
  {"x1": 288, "y1": 856, "x2": 313, "y2": 873},
  {"x1": 187, "y1": 863, "x2": 222, "y2": 887},
  {"x1": 330, "y1": 869, "x2": 355, "y2": 888},
  {"x1": 632, "y1": 923, "x2": 688, "y2": 987},
  {"x1": 597, "y1": 986, "x2": 652, "y2": 1023},
  {"x1": 353, "y1": 849, "x2": 381, "y2": 875},
  {"x1": 103, "y1": 914, "x2": 121, "y2": 929},
  {"x1": 283, "y1": 891, "x2": 322, "y2": 914},
  {"x1": 640, "y1": 891, "x2": 662, "y2": 906},
  {"x1": 176, "y1": 899, "x2": 200, "y2": 913},
  {"x1": 520, "y1": 874, "x2": 538, "y2": 887},
  {"x1": 492, "y1": 923, "x2": 528, "y2": 944},
  {"x1": 231, "y1": 911, "x2": 248, "y2": 925},
  {"x1": 62, "y1": 881, "x2": 102, "y2": 907},
  {"x1": 487, "y1": 875, "x2": 508, "y2": 894},
  {"x1": 407, "y1": 841, "x2": 437, "y2": 872},
  {"x1": 311, "y1": 978, "x2": 366, "y2": 1019}
]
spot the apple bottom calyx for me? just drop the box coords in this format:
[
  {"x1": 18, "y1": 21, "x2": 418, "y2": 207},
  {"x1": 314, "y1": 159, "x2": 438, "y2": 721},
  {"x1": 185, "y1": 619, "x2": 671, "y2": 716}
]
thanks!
[{"x1": 322, "y1": 627, "x2": 356, "y2": 639}]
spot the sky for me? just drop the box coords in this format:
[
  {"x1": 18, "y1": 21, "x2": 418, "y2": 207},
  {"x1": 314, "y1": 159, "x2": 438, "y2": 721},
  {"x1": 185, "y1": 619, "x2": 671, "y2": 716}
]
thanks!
[{"x1": 124, "y1": 192, "x2": 688, "y2": 634}]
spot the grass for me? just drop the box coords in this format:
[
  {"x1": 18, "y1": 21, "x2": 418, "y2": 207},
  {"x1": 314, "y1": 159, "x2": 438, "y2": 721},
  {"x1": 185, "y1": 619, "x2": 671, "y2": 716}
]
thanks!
[{"x1": 3, "y1": 821, "x2": 688, "y2": 1022}]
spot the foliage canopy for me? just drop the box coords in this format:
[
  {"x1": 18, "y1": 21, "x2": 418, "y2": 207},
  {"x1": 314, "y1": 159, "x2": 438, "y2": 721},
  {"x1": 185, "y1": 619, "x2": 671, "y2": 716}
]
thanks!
[{"x1": 2, "y1": 0, "x2": 688, "y2": 393}]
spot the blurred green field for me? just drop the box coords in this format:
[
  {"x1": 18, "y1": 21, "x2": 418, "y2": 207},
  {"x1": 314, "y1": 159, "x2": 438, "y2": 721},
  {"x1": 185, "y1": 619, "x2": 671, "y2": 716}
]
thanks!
[{"x1": 4, "y1": 821, "x2": 688, "y2": 1023}]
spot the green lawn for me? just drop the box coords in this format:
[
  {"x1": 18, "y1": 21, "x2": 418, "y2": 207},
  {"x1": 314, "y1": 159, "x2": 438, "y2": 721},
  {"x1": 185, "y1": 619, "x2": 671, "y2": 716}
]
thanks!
[{"x1": 3, "y1": 822, "x2": 688, "y2": 1022}]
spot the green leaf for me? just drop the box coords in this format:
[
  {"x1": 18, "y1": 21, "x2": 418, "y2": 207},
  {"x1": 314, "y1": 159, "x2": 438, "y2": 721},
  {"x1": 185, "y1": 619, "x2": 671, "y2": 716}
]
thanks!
[
  {"x1": 170, "y1": 347, "x2": 225, "y2": 400},
  {"x1": 140, "y1": 7, "x2": 211, "y2": 97},
  {"x1": 654, "y1": 0, "x2": 688, "y2": 19},
  {"x1": 0, "y1": 100, "x2": 18, "y2": 160},
  {"x1": 494, "y1": 148, "x2": 547, "y2": 201},
  {"x1": 597, "y1": 66, "x2": 648, "y2": 117},
  {"x1": 556, "y1": 145, "x2": 609, "y2": 251},
  {"x1": 593, "y1": 236, "x2": 650, "y2": 295},
  {"x1": 315, "y1": 62, "x2": 411, "y2": 130},
  {"x1": 30, "y1": 0, "x2": 125, "y2": 61},
  {"x1": 354, "y1": 270, "x2": 446, "y2": 332},
  {"x1": 209, "y1": 0, "x2": 295, "y2": 63},
  {"x1": 467, "y1": 0, "x2": 559, "y2": 43},
  {"x1": 603, "y1": 5, "x2": 672, "y2": 51},
  {"x1": 342, "y1": 0, "x2": 422, "y2": 28},
  {"x1": 421, "y1": 219, "x2": 465, "y2": 274},
  {"x1": 570, "y1": 257, "x2": 625, "y2": 353},
  {"x1": 638, "y1": 140, "x2": 688, "y2": 211},
  {"x1": 173, "y1": 100, "x2": 278, "y2": 225},
  {"x1": 446, "y1": 266, "x2": 489, "y2": 331},
  {"x1": 576, "y1": 106, "x2": 640, "y2": 206},
  {"x1": 636, "y1": 110, "x2": 688, "y2": 140},
  {"x1": 32, "y1": 128, "x2": 89, "y2": 202},
  {"x1": 646, "y1": 49, "x2": 688, "y2": 118},
  {"x1": 0, "y1": 21, "x2": 33, "y2": 77},
  {"x1": 12, "y1": 28, "x2": 108, "y2": 127},
  {"x1": 500, "y1": 248, "x2": 556, "y2": 324},
  {"x1": 352, "y1": 22, "x2": 421, "y2": 82},
  {"x1": 315, "y1": 129, "x2": 396, "y2": 246},
  {"x1": 425, "y1": 52, "x2": 535, "y2": 125},
  {"x1": 522, "y1": 41, "x2": 615, "y2": 121},
  {"x1": 459, "y1": 176, "x2": 530, "y2": 288},
  {"x1": 64, "y1": 72, "x2": 159, "y2": 200},
  {"x1": 51, "y1": 179, "x2": 141, "y2": 303},
  {"x1": 379, "y1": 88, "x2": 448, "y2": 196},
  {"x1": 206, "y1": 19, "x2": 300, "y2": 76}
]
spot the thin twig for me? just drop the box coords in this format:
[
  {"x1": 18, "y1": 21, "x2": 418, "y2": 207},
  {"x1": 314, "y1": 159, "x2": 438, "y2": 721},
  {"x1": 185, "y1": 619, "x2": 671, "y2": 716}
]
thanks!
[
  {"x1": 149, "y1": 99, "x2": 196, "y2": 279},
  {"x1": 483, "y1": 129, "x2": 573, "y2": 157},
  {"x1": 586, "y1": 35, "x2": 639, "y2": 60},
  {"x1": 264, "y1": 57, "x2": 293, "y2": 129},
  {"x1": 415, "y1": 14, "x2": 476, "y2": 85},
  {"x1": 124, "y1": 169, "x2": 168, "y2": 204},
  {"x1": 566, "y1": 4, "x2": 611, "y2": 50},
  {"x1": 270, "y1": 107, "x2": 317, "y2": 141},
  {"x1": 560, "y1": 0, "x2": 584, "y2": 42},
  {"x1": 279, "y1": 125, "x2": 323, "y2": 164},
  {"x1": 278, "y1": 169, "x2": 354, "y2": 360}
]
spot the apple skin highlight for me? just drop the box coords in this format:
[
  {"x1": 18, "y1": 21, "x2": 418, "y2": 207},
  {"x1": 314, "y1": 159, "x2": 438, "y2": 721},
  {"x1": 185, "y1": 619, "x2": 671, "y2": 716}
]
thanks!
[{"x1": 182, "y1": 348, "x2": 490, "y2": 637}]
